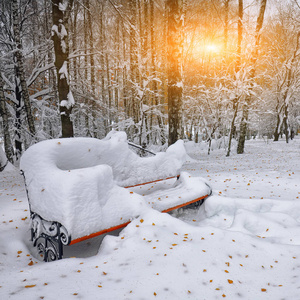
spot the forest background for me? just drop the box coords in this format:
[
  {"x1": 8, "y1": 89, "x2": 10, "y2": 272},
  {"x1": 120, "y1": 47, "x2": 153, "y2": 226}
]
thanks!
[{"x1": 0, "y1": 0, "x2": 300, "y2": 166}]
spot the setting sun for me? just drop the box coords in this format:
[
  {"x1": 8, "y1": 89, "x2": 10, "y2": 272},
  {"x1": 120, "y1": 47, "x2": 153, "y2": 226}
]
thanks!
[{"x1": 205, "y1": 44, "x2": 220, "y2": 53}]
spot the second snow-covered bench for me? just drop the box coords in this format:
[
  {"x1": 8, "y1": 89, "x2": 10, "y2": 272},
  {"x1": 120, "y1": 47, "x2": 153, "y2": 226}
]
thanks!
[{"x1": 20, "y1": 131, "x2": 211, "y2": 261}]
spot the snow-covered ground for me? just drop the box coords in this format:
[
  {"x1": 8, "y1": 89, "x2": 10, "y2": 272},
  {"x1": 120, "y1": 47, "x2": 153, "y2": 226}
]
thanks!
[{"x1": 0, "y1": 137, "x2": 299, "y2": 299}]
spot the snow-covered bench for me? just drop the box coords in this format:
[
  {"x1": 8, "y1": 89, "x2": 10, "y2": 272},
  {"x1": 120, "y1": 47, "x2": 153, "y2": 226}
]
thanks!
[{"x1": 20, "y1": 131, "x2": 211, "y2": 261}]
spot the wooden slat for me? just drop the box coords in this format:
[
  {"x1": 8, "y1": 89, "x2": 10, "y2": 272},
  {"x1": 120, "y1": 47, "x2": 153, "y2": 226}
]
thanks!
[
  {"x1": 161, "y1": 194, "x2": 208, "y2": 213},
  {"x1": 69, "y1": 221, "x2": 131, "y2": 245},
  {"x1": 124, "y1": 176, "x2": 178, "y2": 188},
  {"x1": 69, "y1": 193, "x2": 208, "y2": 245}
]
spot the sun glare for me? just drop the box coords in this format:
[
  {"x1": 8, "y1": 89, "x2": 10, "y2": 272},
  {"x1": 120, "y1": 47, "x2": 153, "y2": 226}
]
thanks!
[
  {"x1": 204, "y1": 44, "x2": 220, "y2": 53},
  {"x1": 191, "y1": 42, "x2": 222, "y2": 59}
]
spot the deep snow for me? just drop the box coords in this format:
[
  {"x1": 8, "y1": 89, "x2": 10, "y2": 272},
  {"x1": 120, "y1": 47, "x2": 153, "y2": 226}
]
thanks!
[
  {"x1": 19, "y1": 132, "x2": 209, "y2": 240},
  {"x1": 0, "y1": 137, "x2": 300, "y2": 300}
]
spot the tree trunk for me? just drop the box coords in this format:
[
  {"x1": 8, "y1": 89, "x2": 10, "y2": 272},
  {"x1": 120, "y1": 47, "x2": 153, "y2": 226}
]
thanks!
[
  {"x1": 273, "y1": 97, "x2": 282, "y2": 141},
  {"x1": 237, "y1": 0, "x2": 267, "y2": 154},
  {"x1": 12, "y1": 0, "x2": 36, "y2": 139},
  {"x1": 0, "y1": 72, "x2": 14, "y2": 164},
  {"x1": 224, "y1": 0, "x2": 230, "y2": 54},
  {"x1": 86, "y1": 0, "x2": 95, "y2": 96},
  {"x1": 71, "y1": 1, "x2": 79, "y2": 82},
  {"x1": 150, "y1": 0, "x2": 157, "y2": 121},
  {"x1": 273, "y1": 32, "x2": 300, "y2": 143},
  {"x1": 167, "y1": 0, "x2": 183, "y2": 146},
  {"x1": 226, "y1": 0, "x2": 243, "y2": 157},
  {"x1": 114, "y1": 18, "x2": 121, "y2": 125},
  {"x1": 106, "y1": 51, "x2": 112, "y2": 126},
  {"x1": 130, "y1": 0, "x2": 139, "y2": 125},
  {"x1": 14, "y1": 77, "x2": 22, "y2": 160},
  {"x1": 226, "y1": 100, "x2": 239, "y2": 157},
  {"x1": 283, "y1": 108, "x2": 289, "y2": 143},
  {"x1": 52, "y1": 0, "x2": 74, "y2": 138},
  {"x1": 236, "y1": 0, "x2": 243, "y2": 73},
  {"x1": 83, "y1": 3, "x2": 91, "y2": 137}
]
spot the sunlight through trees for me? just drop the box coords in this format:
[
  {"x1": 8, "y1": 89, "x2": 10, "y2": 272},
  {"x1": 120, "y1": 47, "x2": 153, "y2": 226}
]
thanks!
[{"x1": 0, "y1": 0, "x2": 300, "y2": 163}]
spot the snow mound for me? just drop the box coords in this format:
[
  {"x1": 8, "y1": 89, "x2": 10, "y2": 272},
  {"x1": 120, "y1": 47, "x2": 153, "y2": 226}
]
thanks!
[
  {"x1": 19, "y1": 131, "x2": 188, "y2": 240},
  {"x1": 202, "y1": 195, "x2": 300, "y2": 245}
]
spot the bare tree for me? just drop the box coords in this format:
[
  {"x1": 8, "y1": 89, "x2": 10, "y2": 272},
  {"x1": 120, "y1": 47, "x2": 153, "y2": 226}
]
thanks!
[
  {"x1": 273, "y1": 32, "x2": 300, "y2": 143},
  {"x1": 237, "y1": 0, "x2": 267, "y2": 154},
  {"x1": 226, "y1": 0, "x2": 243, "y2": 157},
  {"x1": 12, "y1": 0, "x2": 36, "y2": 138}
]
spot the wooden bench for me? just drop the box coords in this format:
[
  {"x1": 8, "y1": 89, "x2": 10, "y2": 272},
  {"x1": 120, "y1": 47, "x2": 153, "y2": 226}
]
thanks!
[{"x1": 20, "y1": 132, "x2": 211, "y2": 261}]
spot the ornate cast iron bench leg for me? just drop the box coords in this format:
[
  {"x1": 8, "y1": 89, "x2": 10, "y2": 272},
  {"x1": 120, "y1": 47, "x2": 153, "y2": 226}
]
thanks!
[{"x1": 31, "y1": 213, "x2": 71, "y2": 262}]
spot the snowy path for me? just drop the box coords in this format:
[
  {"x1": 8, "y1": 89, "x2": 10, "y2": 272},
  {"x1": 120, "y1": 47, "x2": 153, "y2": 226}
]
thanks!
[{"x1": 0, "y1": 138, "x2": 300, "y2": 299}]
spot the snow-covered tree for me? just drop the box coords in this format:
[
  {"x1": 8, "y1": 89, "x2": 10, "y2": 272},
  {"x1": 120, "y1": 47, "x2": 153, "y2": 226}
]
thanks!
[
  {"x1": 52, "y1": 0, "x2": 74, "y2": 138},
  {"x1": 167, "y1": 0, "x2": 183, "y2": 146}
]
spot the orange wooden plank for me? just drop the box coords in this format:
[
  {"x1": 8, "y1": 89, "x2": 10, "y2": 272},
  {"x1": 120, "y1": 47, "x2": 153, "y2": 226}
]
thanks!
[
  {"x1": 161, "y1": 194, "x2": 208, "y2": 213},
  {"x1": 69, "y1": 221, "x2": 131, "y2": 245},
  {"x1": 69, "y1": 193, "x2": 208, "y2": 245},
  {"x1": 124, "y1": 176, "x2": 179, "y2": 188}
]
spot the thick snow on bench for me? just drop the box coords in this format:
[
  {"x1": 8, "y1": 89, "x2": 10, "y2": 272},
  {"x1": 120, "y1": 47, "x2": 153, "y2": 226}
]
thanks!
[{"x1": 19, "y1": 131, "x2": 188, "y2": 240}]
